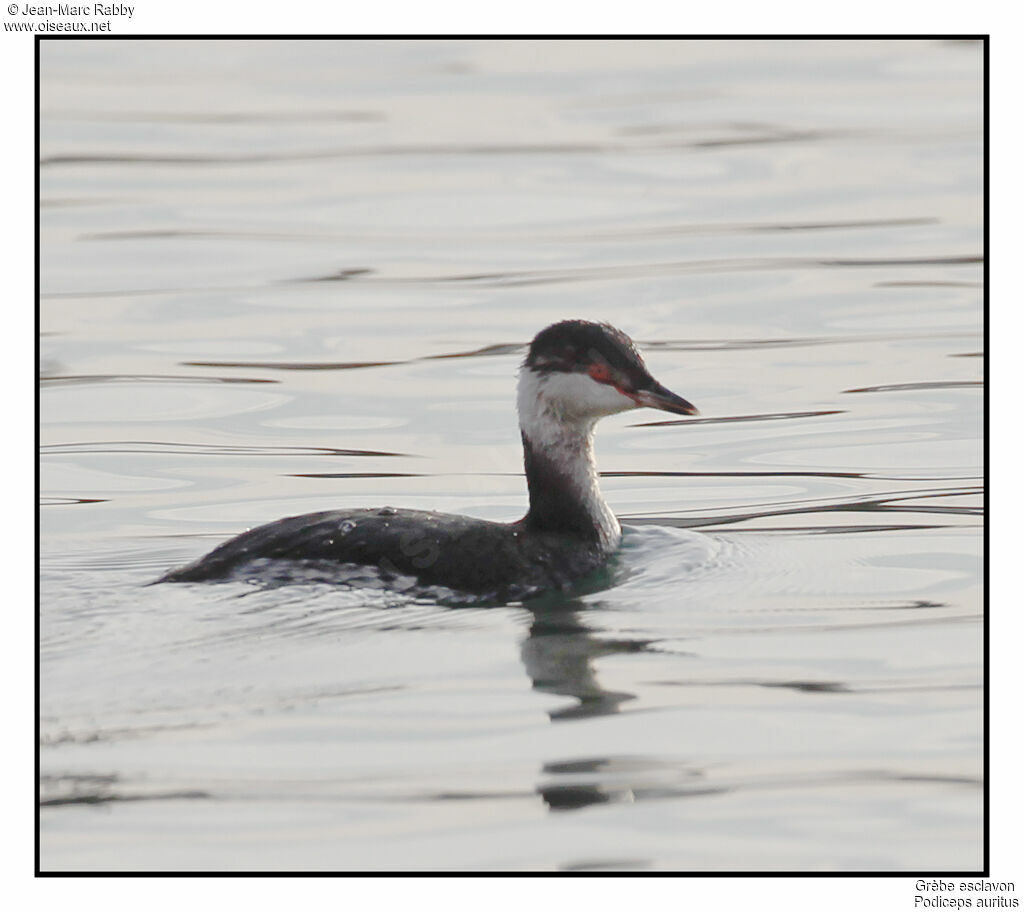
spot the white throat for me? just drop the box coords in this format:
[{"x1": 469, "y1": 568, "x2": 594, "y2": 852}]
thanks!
[{"x1": 517, "y1": 368, "x2": 630, "y2": 548}]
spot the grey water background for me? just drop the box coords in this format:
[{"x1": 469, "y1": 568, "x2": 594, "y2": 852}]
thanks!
[{"x1": 38, "y1": 38, "x2": 983, "y2": 872}]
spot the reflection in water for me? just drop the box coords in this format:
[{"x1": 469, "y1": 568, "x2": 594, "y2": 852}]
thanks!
[
  {"x1": 517, "y1": 560, "x2": 977, "y2": 816},
  {"x1": 537, "y1": 757, "x2": 981, "y2": 817},
  {"x1": 520, "y1": 595, "x2": 654, "y2": 722},
  {"x1": 520, "y1": 593, "x2": 709, "y2": 815},
  {"x1": 520, "y1": 593, "x2": 670, "y2": 812},
  {"x1": 539, "y1": 756, "x2": 728, "y2": 813}
]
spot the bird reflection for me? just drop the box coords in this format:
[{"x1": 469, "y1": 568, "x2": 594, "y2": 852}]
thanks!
[
  {"x1": 519, "y1": 590, "x2": 669, "y2": 813},
  {"x1": 518, "y1": 583, "x2": 723, "y2": 816},
  {"x1": 520, "y1": 593, "x2": 652, "y2": 721}
]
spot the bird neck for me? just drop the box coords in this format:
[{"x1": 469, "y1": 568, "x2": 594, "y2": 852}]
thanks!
[{"x1": 516, "y1": 371, "x2": 621, "y2": 548}]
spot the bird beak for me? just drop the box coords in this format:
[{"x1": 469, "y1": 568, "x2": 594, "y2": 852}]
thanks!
[{"x1": 631, "y1": 380, "x2": 699, "y2": 416}]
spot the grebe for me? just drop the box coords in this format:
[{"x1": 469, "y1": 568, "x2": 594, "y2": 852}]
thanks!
[{"x1": 158, "y1": 320, "x2": 698, "y2": 598}]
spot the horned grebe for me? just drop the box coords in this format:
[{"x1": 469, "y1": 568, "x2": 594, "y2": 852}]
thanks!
[{"x1": 158, "y1": 321, "x2": 698, "y2": 598}]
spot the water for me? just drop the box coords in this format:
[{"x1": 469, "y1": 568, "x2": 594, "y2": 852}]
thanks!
[{"x1": 38, "y1": 38, "x2": 983, "y2": 872}]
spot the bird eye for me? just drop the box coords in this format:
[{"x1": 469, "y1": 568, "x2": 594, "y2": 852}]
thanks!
[{"x1": 587, "y1": 363, "x2": 614, "y2": 384}]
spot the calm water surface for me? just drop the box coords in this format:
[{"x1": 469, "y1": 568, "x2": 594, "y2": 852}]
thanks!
[{"x1": 38, "y1": 39, "x2": 983, "y2": 872}]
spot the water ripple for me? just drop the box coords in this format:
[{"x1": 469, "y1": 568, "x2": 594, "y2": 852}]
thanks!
[
  {"x1": 41, "y1": 440, "x2": 408, "y2": 458},
  {"x1": 291, "y1": 253, "x2": 982, "y2": 288},
  {"x1": 40, "y1": 373, "x2": 277, "y2": 386}
]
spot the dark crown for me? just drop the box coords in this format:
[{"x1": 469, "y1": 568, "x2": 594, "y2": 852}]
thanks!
[{"x1": 524, "y1": 320, "x2": 650, "y2": 381}]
